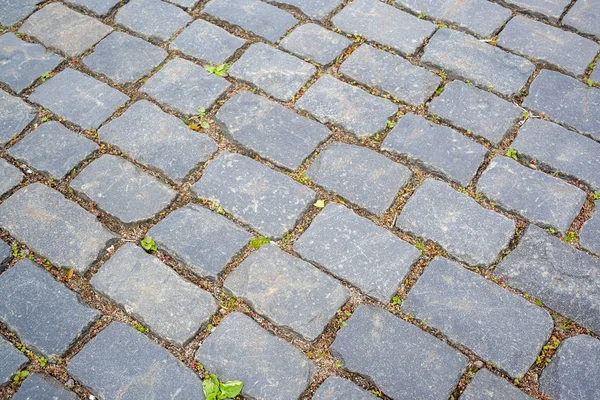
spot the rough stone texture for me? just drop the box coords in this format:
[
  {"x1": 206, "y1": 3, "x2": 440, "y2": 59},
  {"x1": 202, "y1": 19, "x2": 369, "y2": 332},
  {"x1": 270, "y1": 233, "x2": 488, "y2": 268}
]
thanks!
[
  {"x1": 314, "y1": 377, "x2": 378, "y2": 400},
  {"x1": 68, "y1": 322, "x2": 204, "y2": 399},
  {"x1": 280, "y1": 23, "x2": 351, "y2": 65},
  {"x1": 8, "y1": 121, "x2": 98, "y2": 180},
  {"x1": 70, "y1": 155, "x2": 177, "y2": 225},
  {"x1": 397, "y1": 178, "x2": 515, "y2": 266},
  {"x1": 294, "y1": 203, "x2": 421, "y2": 302},
  {"x1": 564, "y1": 0, "x2": 600, "y2": 39},
  {"x1": 331, "y1": 305, "x2": 468, "y2": 399},
  {"x1": 63, "y1": 0, "x2": 121, "y2": 15},
  {"x1": 12, "y1": 373, "x2": 78, "y2": 400},
  {"x1": 99, "y1": 100, "x2": 217, "y2": 183},
  {"x1": 461, "y1": 369, "x2": 534, "y2": 400},
  {"x1": 339, "y1": 44, "x2": 441, "y2": 106},
  {"x1": 428, "y1": 80, "x2": 522, "y2": 145},
  {"x1": 216, "y1": 91, "x2": 330, "y2": 171},
  {"x1": 170, "y1": 19, "x2": 245, "y2": 64},
  {"x1": 0, "y1": 335, "x2": 28, "y2": 387},
  {"x1": 196, "y1": 312, "x2": 316, "y2": 400},
  {"x1": 499, "y1": 0, "x2": 570, "y2": 20},
  {"x1": 192, "y1": 151, "x2": 316, "y2": 239},
  {"x1": 0, "y1": 158, "x2": 22, "y2": 197},
  {"x1": 0, "y1": 259, "x2": 100, "y2": 358},
  {"x1": 523, "y1": 69, "x2": 600, "y2": 140},
  {"x1": 421, "y1": 29, "x2": 535, "y2": 97},
  {"x1": 0, "y1": 33, "x2": 62, "y2": 93},
  {"x1": 306, "y1": 142, "x2": 412, "y2": 216},
  {"x1": 0, "y1": 0, "x2": 41, "y2": 26},
  {"x1": 91, "y1": 244, "x2": 217, "y2": 346},
  {"x1": 167, "y1": 0, "x2": 199, "y2": 8},
  {"x1": 203, "y1": 0, "x2": 298, "y2": 43},
  {"x1": 498, "y1": 16, "x2": 599, "y2": 77},
  {"x1": 115, "y1": 0, "x2": 191, "y2": 42},
  {"x1": 0, "y1": 241, "x2": 10, "y2": 266},
  {"x1": 272, "y1": 0, "x2": 342, "y2": 20},
  {"x1": 539, "y1": 335, "x2": 600, "y2": 400},
  {"x1": 0, "y1": 183, "x2": 118, "y2": 273},
  {"x1": 229, "y1": 43, "x2": 316, "y2": 102},
  {"x1": 402, "y1": 257, "x2": 553, "y2": 378},
  {"x1": 581, "y1": 202, "x2": 600, "y2": 256},
  {"x1": 592, "y1": 67, "x2": 600, "y2": 83},
  {"x1": 332, "y1": 0, "x2": 435, "y2": 56},
  {"x1": 0, "y1": 90, "x2": 36, "y2": 146},
  {"x1": 495, "y1": 225, "x2": 600, "y2": 335},
  {"x1": 29, "y1": 68, "x2": 129, "y2": 130},
  {"x1": 295, "y1": 74, "x2": 397, "y2": 138},
  {"x1": 19, "y1": 3, "x2": 112, "y2": 57},
  {"x1": 382, "y1": 113, "x2": 488, "y2": 186}
]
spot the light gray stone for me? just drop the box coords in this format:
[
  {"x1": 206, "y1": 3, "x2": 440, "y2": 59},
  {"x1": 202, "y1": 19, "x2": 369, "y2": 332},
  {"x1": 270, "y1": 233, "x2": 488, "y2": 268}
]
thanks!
[
  {"x1": 592, "y1": 67, "x2": 600, "y2": 83},
  {"x1": 498, "y1": 0, "x2": 570, "y2": 20},
  {"x1": 270, "y1": 0, "x2": 343, "y2": 20},
  {"x1": 0, "y1": 0, "x2": 41, "y2": 26},
  {"x1": 564, "y1": 0, "x2": 600, "y2": 39},
  {"x1": 0, "y1": 335, "x2": 28, "y2": 387},
  {"x1": 460, "y1": 369, "x2": 534, "y2": 400},
  {"x1": 0, "y1": 90, "x2": 36, "y2": 146},
  {"x1": 280, "y1": 23, "x2": 351, "y2": 65},
  {"x1": 62, "y1": 0, "x2": 121, "y2": 15},
  {"x1": 0, "y1": 158, "x2": 22, "y2": 196},
  {"x1": 12, "y1": 373, "x2": 77, "y2": 400},
  {"x1": 581, "y1": 201, "x2": 600, "y2": 256},
  {"x1": 0, "y1": 241, "x2": 10, "y2": 266},
  {"x1": 166, "y1": 0, "x2": 200, "y2": 8},
  {"x1": 314, "y1": 377, "x2": 377, "y2": 400},
  {"x1": 115, "y1": 0, "x2": 191, "y2": 42}
]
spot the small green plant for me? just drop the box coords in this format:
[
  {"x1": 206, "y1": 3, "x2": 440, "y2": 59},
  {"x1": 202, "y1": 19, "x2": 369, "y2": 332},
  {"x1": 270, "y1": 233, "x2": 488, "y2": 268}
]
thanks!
[
  {"x1": 535, "y1": 299, "x2": 543, "y2": 307},
  {"x1": 465, "y1": 80, "x2": 473, "y2": 86},
  {"x1": 415, "y1": 241, "x2": 425, "y2": 254},
  {"x1": 40, "y1": 72, "x2": 52, "y2": 82},
  {"x1": 13, "y1": 370, "x2": 29, "y2": 383},
  {"x1": 190, "y1": 107, "x2": 210, "y2": 130},
  {"x1": 435, "y1": 87, "x2": 444, "y2": 95},
  {"x1": 564, "y1": 231, "x2": 577, "y2": 243},
  {"x1": 140, "y1": 236, "x2": 157, "y2": 252},
  {"x1": 314, "y1": 199, "x2": 326, "y2": 208},
  {"x1": 38, "y1": 357, "x2": 48, "y2": 368},
  {"x1": 546, "y1": 227, "x2": 556, "y2": 234},
  {"x1": 505, "y1": 148, "x2": 518, "y2": 160},
  {"x1": 40, "y1": 116, "x2": 50, "y2": 123},
  {"x1": 417, "y1": 12, "x2": 427, "y2": 19},
  {"x1": 205, "y1": 63, "x2": 230, "y2": 77},
  {"x1": 386, "y1": 120, "x2": 395, "y2": 129},
  {"x1": 392, "y1": 296, "x2": 402, "y2": 306},
  {"x1": 250, "y1": 237, "x2": 270, "y2": 249},
  {"x1": 586, "y1": 79, "x2": 595, "y2": 87},
  {"x1": 202, "y1": 373, "x2": 243, "y2": 400},
  {"x1": 594, "y1": 191, "x2": 600, "y2": 200},
  {"x1": 133, "y1": 322, "x2": 149, "y2": 333}
]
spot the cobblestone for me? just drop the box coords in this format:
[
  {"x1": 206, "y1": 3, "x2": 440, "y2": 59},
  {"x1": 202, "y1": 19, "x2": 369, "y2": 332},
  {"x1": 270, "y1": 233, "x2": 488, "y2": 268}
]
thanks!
[
  {"x1": 581, "y1": 201, "x2": 600, "y2": 256},
  {"x1": 0, "y1": 0, "x2": 41, "y2": 26},
  {"x1": 0, "y1": 158, "x2": 23, "y2": 197},
  {"x1": 499, "y1": 0, "x2": 571, "y2": 20},
  {"x1": 461, "y1": 369, "x2": 534, "y2": 400},
  {"x1": 314, "y1": 377, "x2": 377, "y2": 400},
  {"x1": 0, "y1": 90, "x2": 36, "y2": 146},
  {"x1": 280, "y1": 23, "x2": 351, "y2": 65},
  {"x1": 115, "y1": 0, "x2": 191, "y2": 42},
  {"x1": 563, "y1": 0, "x2": 600, "y2": 39},
  {"x1": 274, "y1": 0, "x2": 343, "y2": 20},
  {"x1": 12, "y1": 373, "x2": 77, "y2": 400},
  {"x1": 0, "y1": 335, "x2": 28, "y2": 387},
  {"x1": 63, "y1": 0, "x2": 121, "y2": 15},
  {"x1": 0, "y1": 241, "x2": 10, "y2": 266}
]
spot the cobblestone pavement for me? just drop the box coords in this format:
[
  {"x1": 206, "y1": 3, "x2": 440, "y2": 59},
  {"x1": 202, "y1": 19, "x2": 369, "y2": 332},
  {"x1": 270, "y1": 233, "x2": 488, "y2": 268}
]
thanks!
[{"x1": 0, "y1": 0, "x2": 599, "y2": 399}]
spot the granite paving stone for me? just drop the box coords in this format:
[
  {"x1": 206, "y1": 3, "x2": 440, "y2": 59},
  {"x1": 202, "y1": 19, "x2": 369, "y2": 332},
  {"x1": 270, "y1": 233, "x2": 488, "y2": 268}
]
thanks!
[
  {"x1": 0, "y1": 33, "x2": 62, "y2": 93},
  {"x1": 0, "y1": 0, "x2": 41, "y2": 26},
  {"x1": 280, "y1": 23, "x2": 351, "y2": 65},
  {"x1": 167, "y1": 0, "x2": 200, "y2": 8},
  {"x1": 563, "y1": 0, "x2": 600, "y2": 39},
  {"x1": 8, "y1": 121, "x2": 98, "y2": 180},
  {"x1": 339, "y1": 44, "x2": 441, "y2": 106},
  {"x1": 331, "y1": 305, "x2": 468, "y2": 399},
  {"x1": 202, "y1": 0, "x2": 298, "y2": 43},
  {"x1": 581, "y1": 201, "x2": 600, "y2": 256},
  {"x1": 0, "y1": 241, "x2": 10, "y2": 266},
  {"x1": 70, "y1": 155, "x2": 177, "y2": 224},
  {"x1": 428, "y1": 80, "x2": 523, "y2": 145},
  {"x1": 225, "y1": 244, "x2": 349, "y2": 341},
  {"x1": 592, "y1": 67, "x2": 600, "y2": 83},
  {"x1": 271, "y1": 0, "x2": 343, "y2": 20},
  {"x1": 115, "y1": 0, "x2": 191, "y2": 42},
  {"x1": 332, "y1": 0, "x2": 435, "y2": 57},
  {"x1": 295, "y1": 74, "x2": 397, "y2": 138},
  {"x1": 19, "y1": 3, "x2": 112, "y2": 57},
  {"x1": 228, "y1": 43, "x2": 316, "y2": 102},
  {"x1": 0, "y1": 335, "x2": 28, "y2": 387},
  {"x1": 314, "y1": 377, "x2": 377, "y2": 400},
  {"x1": 0, "y1": 183, "x2": 118, "y2": 273},
  {"x1": 91, "y1": 243, "x2": 218, "y2": 346},
  {"x1": 68, "y1": 322, "x2": 204, "y2": 399},
  {"x1": 397, "y1": 178, "x2": 515, "y2": 266},
  {"x1": 62, "y1": 0, "x2": 121, "y2": 15},
  {"x1": 381, "y1": 113, "x2": 488, "y2": 186},
  {"x1": 0, "y1": 259, "x2": 100, "y2": 358},
  {"x1": 0, "y1": 158, "x2": 23, "y2": 197},
  {"x1": 460, "y1": 369, "x2": 534, "y2": 400},
  {"x1": 495, "y1": 225, "x2": 600, "y2": 335},
  {"x1": 98, "y1": 100, "x2": 218, "y2": 183},
  {"x1": 421, "y1": 29, "x2": 535, "y2": 97},
  {"x1": 306, "y1": 142, "x2": 412, "y2": 216},
  {"x1": 0, "y1": 90, "x2": 36, "y2": 146},
  {"x1": 294, "y1": 203, "x2": 421, "y2": 302},
  {"x1": 402, "y1": 257, "x2": 553, "y2": 378},
  {"x1": 216, "y1": 91, "x2": 330, "y2": 170},
  {"x1": 192, "y1": 151, "x2": 316, "y2": 239},
  {"x1": 498, "y1": 0, "x2": 571, "y2": 20},
  {"x1": 12, "y1": 373, "x2": 78, "y2": 400}
]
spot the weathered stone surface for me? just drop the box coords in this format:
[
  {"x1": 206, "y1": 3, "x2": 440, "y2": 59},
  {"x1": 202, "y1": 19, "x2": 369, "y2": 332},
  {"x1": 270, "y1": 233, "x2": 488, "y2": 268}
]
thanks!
[
  {"x1": 306, "y1": 142, "x2": 412, "y2": 216},
  {"x1": 99, "y1": 100, "x2": 218, "y2": 183},
  {"x1": 19, "y1": 3, "x2": 112, "y2": 57},
  {"x1": 170, "y1": 19, "x2": 245, "y2": 64},
  {"x1": 0, "y1": 335, "x2": 28, "y2": 387},
  {"x1": 29, "y1": 69, "x2": 129, "y2": 130},
  {"x1": 216, "y1": 91, "x2": 330, "y2": 170},
  {"x1": 331, "y1": 305, "x2": 468, "y2": 399},
  {"x1": 332, "y1": 0, "x2": 435, "y2": 56},
  {"x1": 196, "y1": 312, "x2": 316, "y2": 400},
  {"x1": 68, "y1": 322, "x2": 204, "y2": 399},
  {"x1": 340, "y1": 44, "x2": 441, "y2": 106},
  {"x1": 91, "y1": 244, "x2": 217, "y2": 346},
  {"x1": 0, "y1": 259, "x2": 100, "y2": 358},
  {"x1": 402, "y1": 257, "x2": 553, "y2": 378},
  {"x1": 0, "y1": 33, "x2": 62, "y2": 93},
  {"x1": 0, "y1": 0, "x2": 41, "y2": 26},
  {"x1": 63, "y1": 0, "x2": 121, "y2": 15},
  {"x1": 592, "y1": 67, "x2": 600, "y2": 83},
  {"x1": 272, "y1": 0, "x2": 343, "y2": 20},
  {"x1": 8, "y1": 121, "x2": 98, "y2": 180},
  {"x1": 461, "y1": 369, "x2": 534, "y2": 400},
  {"x1": 295, "y1": 75, "x2": 397, "y2": 138},
  {"x1": 0, "y1": 158, "x2": 22, "y2": 197},
  {"x1": 115, "y1": 0, "x2": 191, "y2": 41},
  {"x1": 428, "y1": 80, "x2": 522, "y2": 145},
  {"x1": 294, "y1": 203, "x2": 421, "y2": 302},
  {"x1": 280, "y1": 23, "x2": 351, "y2": 65},
  {"x1": 0, "y1": 241, "x2": 10, "y2": 266},
  {"x1": 192, "y1": 152, "x2": 316, "y2": 239},
  {"x1": 495, "y1": 225, "x2": 600, "y2": 335},
  {"x1": 12, "y1": 373, "x2": 77, "y2": 400},
  {"x1": 71, "y1": 155, "x2": 177, "y2": 225},
  {"x1": 421, "y1": 29, "x2": 535, "y2": 97},
  {"x1": 539, "y1": 335, "x2": 600, "y2": 400},
  {"x1": 499, "y1": 0, "x2": 570, "y2": 20},
  {"x1": 229, "y1": 43, "x2": 316, "y2": 101},
  {"x1": 203, "y1": 0, "x2": 298, "y2": 42},
  {"x1": 0, "y1": 183, "x2": 118, "y2": 272},
  {"x1": 83, "y1": 31, "x2": 167, "y2": 84},
  {"x1": 581, "y1": 202, "x2": 600, "y2": 256},
  {"x1": 523, "y1": 69, "x2": 600, "y2": 140},
  {"x1": 397, "y1": 178, "x2": 515, "y2": 266},
  {"x1": 382, "y1": 113, "x2": 488, "y2": 186},
  {"x1": 563, "y1": 0, "x2": 600, "y2": 39},
  {"x1": 314, "y1": 377, "x2": 377, "y2": 400},
  {"x1": 0, "y1": 90, "x2": 36, "y2": 146},
  {"x1": 167, "y1": 0, "x2": 199, "y2": 8}
]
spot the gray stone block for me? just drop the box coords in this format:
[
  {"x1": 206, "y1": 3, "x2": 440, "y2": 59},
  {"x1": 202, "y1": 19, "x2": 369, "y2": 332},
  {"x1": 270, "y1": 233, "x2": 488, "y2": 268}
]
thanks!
[
  {"x1": 581, "y1": 201, "x2": 600, "y2": 256},
  {"x1": 192, "y1": 152, "x2": 316, "y2": 239},
  {"x1": 498, "y1": 0, "x2": 570, "y2": 20},
  {"x1": 12, "y1": 373, "x2": 77, "y2": 400},
  {"x1": 0, "y1": 241, "x2": 10, "y2": 266},
  {"x1": 314, "y1": 377, "x2": 377, "y2": 400},
  {"x1": 382, "y1": 113, "x2": 488, "y2": 186},
  {"x1": 196, "y1": 312, "x2": 316, "y2": 400},
  {"x1": 0, "y1": 183, "x2": 118, "y2": 272},
  {"x1": 397, "y1": 178, "x2": 515, "y2": 266},
  {"x1": 0, "y1": 259, "x2": 100, "y2": 358},
  {"x1": 0, "y1": 0, "x2": 41, "y2": 26},
  {"x1": 280, "y1": 23, "x2": 351, "y2": 65},
  {"x1": 592, "y1": 67, "x2": 600, "y2": 83},
  {"x1": 563, "y1": 0, "x2": 600, "y2": 39},
  {"x1": 0, "y1": 90, "x2": 36, "y2": 146},
  {"x1": 0, "y1": 158, "x2": 22, "y2": 197},
  {"x1": 272, "y1": 0, "x2": 343, "y2": 20},
  {"x1": 402, "y1": 257, "x2": 553, "y2": 378},
  {"x1": 295, "y1": 74, "x2": 397, "y2": 138},
  {"x1": 460, "y1": 369, "x2": 534, "y2": 400},
  {"x1": 331, "y1": 304, "x2": 468, "y2": 400},
  {"x1": 115, "y1": 0, "x2": 191, "y2": 42},
  {"x1": 294, "y1": 203, "x2": 421, "y2": 302},
  {"x1": 63, "y1": 0, "x2": 121, "y2": 15},
  {"x1": 0, "y1": 335, "x2": 28, "y2": 387}
]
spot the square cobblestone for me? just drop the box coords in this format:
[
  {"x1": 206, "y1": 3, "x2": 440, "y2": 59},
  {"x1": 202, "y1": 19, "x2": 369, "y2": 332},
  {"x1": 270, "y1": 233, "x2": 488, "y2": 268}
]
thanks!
[
  {"x1": 0, "y1": 241, "x2": 10, "y2": 266},
  {"x1": 461, "y1": 369, "x2": 534, "y2": 400},
  {"x1": 0, "y1": 335, "x2": 28, "y2": 387},
  {"x1": 581, "y1": 201, "x2": 600, "y2": 256},
  {"x1": 0, "y1": 90, "x2": 36, "y2": 146},
  {"x1": 500, "y1": 0, "x2": 570, "y2": 20},
  {"x1": 115, "y1": 0, "x2": 191, "y2": 42},
  {"x1": 63, "y1": 0, "x2": 121, "y2": 15},
  {"x1": 280, "y1": 23, "x2": 351, "y2": 65},
  {"x1": 0, "y1": 158, "x2": 23, "y2": 197},
  {"x1": 314, "y1": 377, "x2": 377, "y2": 400},
  {"x1": 273, "y1": 0, "x2": 343, "y2": 20},
  {"x1": 0, "y1": 0, "x2": 41, "y2": 26},
  {"x1": 563, "y1": 0, "x2": 600, "y2": 39},
  {"x1": 12, "y1": 373, "x2": 77, "y2": 400}
]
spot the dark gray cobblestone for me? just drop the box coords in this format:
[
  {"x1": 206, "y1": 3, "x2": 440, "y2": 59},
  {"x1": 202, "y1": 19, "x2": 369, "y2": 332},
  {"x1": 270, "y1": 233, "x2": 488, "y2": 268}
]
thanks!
[
  {"x1": 115, "y1": 0, "x2": 191, "y2": 42},
  {"x1": 0, "y1": 335, "x2": 28, "y2": 387},
  {"x1": 0, "y1": 241, "x2": 10, "y2": 266},
  {"x1": 581, "y1": 201, "x2": 600, "y2": 256},
  {"x1": 313, "y1": 377, "x2": 377, "y2": 400},
  {"x1": 0, "y1": 158, "x2": 23, "y2": 197},
  {"x1": 12, "y1": 373, "x2": 77, "y2": 400},
  {"x1": 280, "y1": 23, "x2": 351, "y2": 65},
  {"x1": 499, "y1": 0, "x2": 571, "y2": 20},
  {"x1": 461, "y1": 369, "x2": 534, "y2": 400},
  {"x1": 63, "y1": 0, "x2": 121, "y2": 16},
  {"x1": 563, "y1": 0, "x2": 600, "y2": 39},
  {"x1": 272, "y1": 0, "x2": 343, "y2": 20},
  {"x1": 0, "y1": 0, "x2": 41, "y2": 26},
  {"x1": 0, "y1": 90, "x2": 36, "y2": 146}
]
